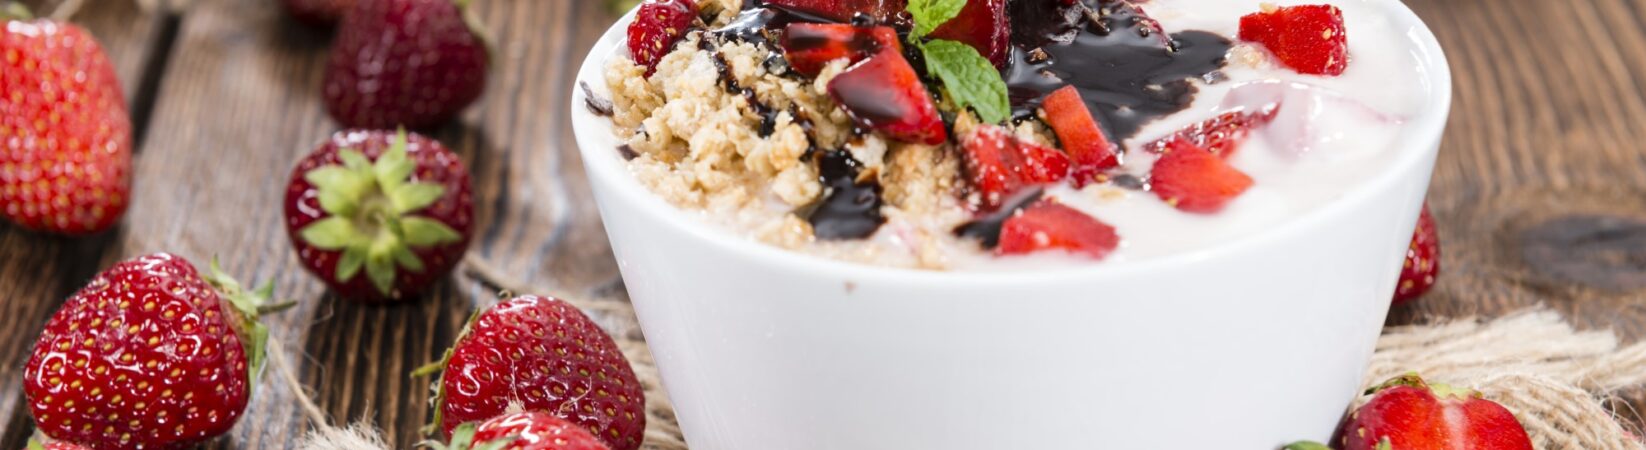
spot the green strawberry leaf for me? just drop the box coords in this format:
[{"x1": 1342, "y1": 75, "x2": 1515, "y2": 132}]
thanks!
[
  {"x1": 922, "y1": 39, "x2": 1011, "y2": 124},
  {"x1": 1281, "y1": 442, "x2": 1332, "y2": 450},
  {"x1": 337, "y1": 245, "x2": 369, "y2": 281},
  {"x1": 299, "y1": 217, "x2": 364, "y2": 250},
  {"x1": 402, "y1": 217, "x2": 463, "y2": 247},
  {"x1": 390, "y1": 183, "x2": 447, "y2": 214},
  {"x1": 366, "y1": 241, "x2": 399, "y2": 295},
  {"x1": 374, "y1": 130, "x2": 416, "y2": 191},
  {"x1": 907, "y1": 0, "x2": 966, "y2": 37}
]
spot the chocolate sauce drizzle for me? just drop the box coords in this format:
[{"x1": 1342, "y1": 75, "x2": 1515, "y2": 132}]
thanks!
[
  {"x1": 805, "y1": 150, "x2": 887, "y2": 240},
  {"x1": 1004, "y1": 0, "x2": 1231, "y2": 142},
  {"x1": 953, "y1": 187, "x2": 1045, "y2": 248}
]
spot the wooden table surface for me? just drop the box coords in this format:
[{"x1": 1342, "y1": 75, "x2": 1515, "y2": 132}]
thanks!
[{"x1": 3, "y1": 0, "x2": 1645, "y2": 447}]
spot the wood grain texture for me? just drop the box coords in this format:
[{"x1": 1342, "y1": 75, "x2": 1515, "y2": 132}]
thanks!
[{"x1": 5, "y1": 0, "x2": 1646, "y2": 447}]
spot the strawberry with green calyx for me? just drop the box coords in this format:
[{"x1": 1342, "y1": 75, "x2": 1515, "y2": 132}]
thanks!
[
  {"x1": 1288, "y1": 374, "x2": 1533, "y2": 450},
  {"x1": 424, "y1": 412, "x2": 613, "y2": 450},
  {"x1": 24, "y1": 253, "x2": 288, "y2": 450},
  {"x1": 417, "y1": 295, "x2": 645, "y2": 450},
  {"x1": 1, "y1": 4, "x2": 133, "y2": 235},
  {"x1": 284, "y1": 129, "x2": 474, "y2": 303}
]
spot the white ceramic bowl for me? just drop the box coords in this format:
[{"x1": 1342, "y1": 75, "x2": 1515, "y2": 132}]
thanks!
[{"x1": 570, "y1": 2, "x2": 1451, "y2": 447}]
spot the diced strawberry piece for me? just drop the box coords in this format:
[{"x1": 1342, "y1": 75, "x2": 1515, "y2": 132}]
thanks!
[
  {"x1": 627, "y1": 0, "x2": 697, "y2": 76},
  {"x1": 827, "y1": 50, "x2": 947, "y2": 145},
  {"x1": 998, "y1": 199, "x2": 1120, "y2": 259},
  {"x1": 1150, "y1": 140, "x2": 1254, "y2": 213},
  {"x1": 928, "y1": 0, "x2": 1011, "y2": 68},
  {"x1": 1040, "y1": 86, "x2": 1118, "y2": 186},
  {"x1": 764, "y1": 0, "x2": 907, "y2": 23},
  {"x1": 1142, "y1": 109, "x2": 1279, "y2": 158},
  {"x1": 781, "y1": 23, "x2": 902, "y2": 77},
  {"x1": 1238, "y1": 4, "x2": 1348, "y2": 76},
  {"x1": 961, "y1": 124, "x2": 1070, "y2": 209}
]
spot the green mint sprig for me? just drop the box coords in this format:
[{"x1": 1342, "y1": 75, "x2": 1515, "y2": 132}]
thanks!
[{"x1": 905, "y1": 0, "x2": 1012, "y2": 124}]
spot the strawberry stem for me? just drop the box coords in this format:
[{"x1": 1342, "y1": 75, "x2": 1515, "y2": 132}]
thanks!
[{"x1": 1, "y1": 2, "x2": 32, "y2": 21}]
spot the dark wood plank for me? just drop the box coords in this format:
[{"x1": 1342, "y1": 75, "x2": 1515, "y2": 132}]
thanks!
[{"x1": 0, "y1": 0, "x2": 170, "y2": 444}]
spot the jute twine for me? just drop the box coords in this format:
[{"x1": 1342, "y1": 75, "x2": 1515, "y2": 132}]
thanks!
[
  {"x1": 281, "y1": 257, "x2": 1646, "y2": 449},
  {"x1": 1365, "y1": 309, "x2": 1646, "y2": 450}
]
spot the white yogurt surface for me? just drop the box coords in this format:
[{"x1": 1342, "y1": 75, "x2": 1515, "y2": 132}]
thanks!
[{"x1": 944, "y1": 0, "x2": 1435, "y2": 269}]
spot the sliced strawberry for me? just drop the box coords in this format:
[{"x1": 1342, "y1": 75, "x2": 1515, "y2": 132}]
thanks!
[
  {"x1": 998, "y1": 199, "x2": 1119, "y2": 259},
  {"x1": 1040, "y1": 86, "x2": 1118, "y2": 186},
  {"x1": 780, "y1": 23, "x2": 902, "y2": 77},
  {"x1": 627, "y1": 0, "x2": 697, "y2": 76},
  {"x1": 1142, "y1": 109, "x2": 1279, "y2": 158},
  {"x1": 763, "y1": 0, "x2": 906, "y2": 23},
  {"x1": 928, "y1": 0, "x2": 1011, "y2": 68},
  {"x1": 1238, "y1": 4, "x2": 1348, "y2": 76},
  {"x1": 1150, "y1": 140, "x2": 1253, "y2": 213},
  {"x1": 1393, "y1": 204, "x2": 1440, "y2": 304},
  {"x1": 827, "y1": 50, "x2": 947, "y2": 145},
  {"x1": 1330, "y1": 374, "x2": 1532, "y2": 450},
  {"x1": 960, "y1": 124, "x2": 1070, "y2": 209}
]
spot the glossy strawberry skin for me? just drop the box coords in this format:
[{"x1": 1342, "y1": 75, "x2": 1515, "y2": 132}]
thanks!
[
  {"x1": 998, "y1": 199, "x2": 1119, "y2": 259},
  {"x1": 762, "y1": 0, "x2": 906, "y2": 23},
  {"x1": 1337, "y1": 375, "x2": 1532, "y2": 450},
  {"x1": 24, "y1": 254, "x2": 250, "y2": 450},
  {"x1": 283, "y1": 130, "x2": 474, "y2": 302},
  {"x1": 1040, "y1": 86, "x2": 1117, "y2": 186},
  {"x1": 1142, "y1": 109, "x2": 1279, "y2": 159},
  {"x1": 282, "y1": 0, "x2": 354, "y2": 25},
  {"x1": 780, "y1": 23, "x2": 901, "y2": 78},
  {"x1": 1238, "y1": 4, "x2": 1348, "y2": 76},
  {"x1": 1149, "y1": 140, "x2": 1253, "y2": 213},
  {"x1": 928, "y1": 0, "x2": 1010, "y2": 67},
  {"x1": 323, "y1": 0, "x2": 488, "y2": 129},
  {"x1": 627, "y1": 0, "x2": 695, "y2": 76},
  {"x1": 438, "y1": 295, "x2": 646, "y2": 450},
  {"x1": 826, "y1": 50, "x2": 946, "y2": 145},
  {"x1": 961, "y1": 124, "x2": 1069, "y2": 210},
  {"x1": 1393, "y1": 205, "x2": 1440, "y2": 304},
  {"x1": 471, "y1": 411, "x2": 614, "y2": 450},
  {"x1": 0, "y1": 18, "x2": 132, "y2": 235}
]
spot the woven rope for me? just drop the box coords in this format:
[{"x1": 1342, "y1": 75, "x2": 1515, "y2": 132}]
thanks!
[{"x1": 291, "y1": 260, "x2": 1646, "y2": 449}]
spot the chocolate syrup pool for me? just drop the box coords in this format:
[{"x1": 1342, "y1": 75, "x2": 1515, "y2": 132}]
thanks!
[{"x1": 1005, "y1": 0, "x2": 1231, "y2": 143}]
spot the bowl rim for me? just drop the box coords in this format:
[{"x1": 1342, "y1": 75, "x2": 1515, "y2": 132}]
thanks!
[{"x1": 569, "y1": 0, "x2": 1453, "y2": 286}]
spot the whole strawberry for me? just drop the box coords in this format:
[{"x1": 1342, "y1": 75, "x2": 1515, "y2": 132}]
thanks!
[
  {"x1": 283, "y1": 129, "x2": 473, "y2": 302},
  {"x1": 323, "y1": 0, "x2": 488, "y2": 129},
  {"x1": 1393, "y1": 204, "x2": 1439, "y2": 304},
  {"x1": 1286, "y1": 374, "x2": 1533, "y2": 450},
  {"x1": 419, "y1": 295, "x2": 646, "y2": 450},
  {"x1": 23, "y1": 253, "x2": 281, "y2": 450},
  {"x1": 0, "y1": 6, "x2": 132, "y2": 235},
  {"x1": 426, "y1": 412, "x2": 613, "y2": 450},
  {"x1": 283, "y1": 0, "x2": 355, "y2": 25}
]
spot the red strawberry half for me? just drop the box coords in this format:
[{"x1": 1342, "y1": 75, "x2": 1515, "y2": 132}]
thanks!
[
  {"x1": 928, "y1": 0, "x2": 1010, "y2": 68},
  {"x1": 1040, "y1": 86, "x2": 1118, "y2": 186},
  {"x1": 283, "y1": 129, "x2": 474, "y2": 303},
  {"x1": 431, "y1": 411, "x2": 613, "y2": 450},
  {"x1": 1149, "y1": 140, "x2": 1253, "y2": 213},
  {"x1": 998, "y1": 199, "x2": 1119, "y2": 259},
  {"x1": 421, "y1": 295, "x2": 646, "y2": 450},
  {"x1": 1, "y1": 9, "x2": 132, "y2": 235},
  {"x1": 24, "y1": 253, "x2": 282, "y2": 450},
  {"x1": 961, "y1": 124, "x2": 1071, "y2": 210},
  {"x1": 627, "y1": 0, "x2": 696, "y2": 76},
  {"x1": 1393, "y1": 204, "x2": 1440, "y2": 304},
  {"x1": 1289, "y1": 374, "x2": 1533, "y2": 450},
  {"x1": 827, "y1": 50, "x2": 947, "y2": 145},
  {"x1": 780, "y1": 23, "x2": 901, "y2": 78},
  {"x1": 1239, "y1": 4, "x2": 1348, "y2": 76},
  {"x1": 1142, "y1": 108, "x2": 1279, "y2": 159},
  {"x1": 762, "y1": 0, "x2": 906, "y2": 24},
  {"x1": 323, "y1": 0, "x2": 489, "y2": 129}
]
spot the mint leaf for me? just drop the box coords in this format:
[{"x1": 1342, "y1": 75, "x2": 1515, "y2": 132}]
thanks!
[
  {"x1": 922, "y1": 40, "x2": 1011, "y2": 124},
  {"x1": 908, "y1": 0, "x2": 966, "y2": 37}
]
